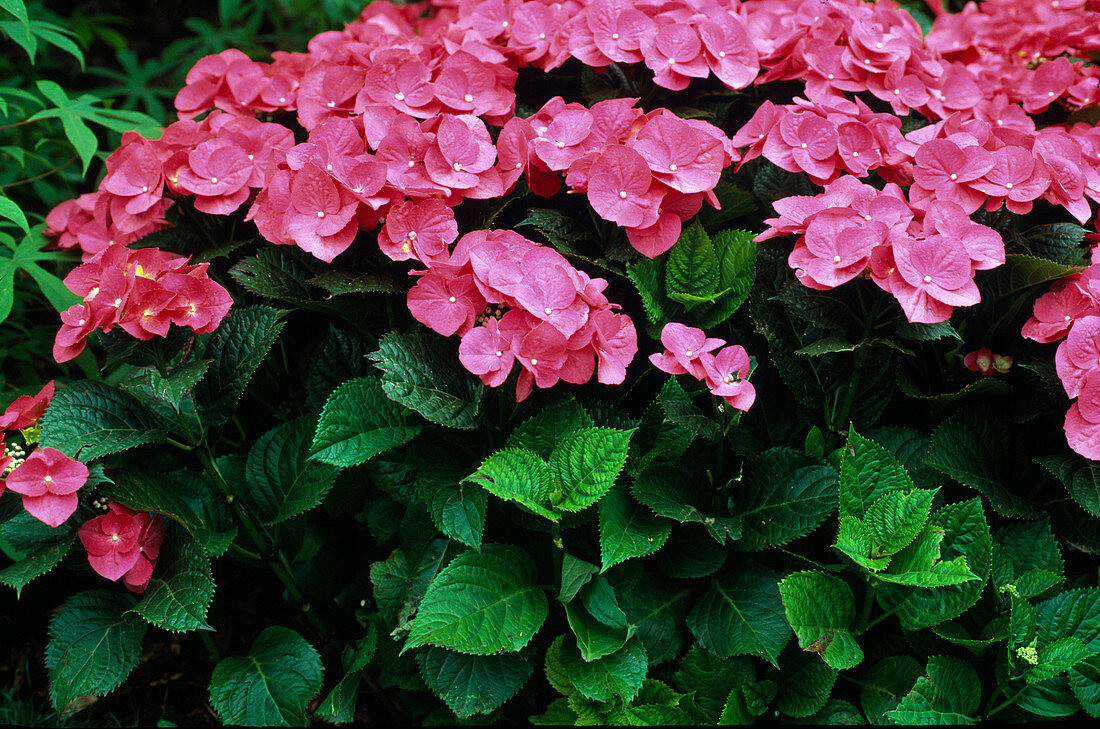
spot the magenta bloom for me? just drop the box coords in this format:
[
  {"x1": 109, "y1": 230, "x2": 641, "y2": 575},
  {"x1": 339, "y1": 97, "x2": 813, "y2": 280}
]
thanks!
[
  {"x1": 587, "y1": 145, "x2": 663, "y2": 229},
  {"x1": 5, "y1": 447, "x2": 89, "y2": 528},
  {"x1": 0, "y1": 380, "x2": 55, "y2": 431},
  {"x1": 649, "y1": 322, "x2": 725, "y2": 379},
  {"x1": 700, "y1": 345, "x2": 756, "y2": 412},
  {"x1": 79, "y1": 502, "x2": 165, "y2": 591},
  {"x1": 1056, "y1": 315, "x2": 1100, "y2": 398}
]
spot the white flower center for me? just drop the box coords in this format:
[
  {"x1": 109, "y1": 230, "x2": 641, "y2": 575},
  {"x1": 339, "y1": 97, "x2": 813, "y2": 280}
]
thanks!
[
  {"x1": 923, "y1": 275, "x2": 933, "y2": 283},
  {"x1": 949, "y1": 173, "x2": 957, "y2": 180},
  {"x1": 448, "y1": 296, "x2": 457, "y2": 303},
  {"x1": 453, "y1": 162, "x2": 463, "y2": 171},
  {"x1": 210, "y1": 177, "x2": 218, "y2": 183},
  {"x1": 612, "y1": 33, "x2": 619, "y2": 40},
  {"x1": 495, "y1": 350, "x2": 503, "y2": 357},
  {"x1": 1005, "y1": 182, "x2": 1013, "y2": 189},
  {"x1": 395, "y1": 92, "x2": 405, "y2": 101},
  {"x1": 618, "y1": 190, "x2": 628, "y2": 199},
  {"x1": 111, "y1": 534, "x2": 119, "y2": 542},
  {"x1": 800, "y1": 142, "x2": 808, "y2": 148},
  {"x1": 464, "y1": 93, "x2": 474, "y2": 103},
  {"x1": 833, "y1": 255, "x2": 842, "y2": 263},
  {"x1": 852, "y1": 151, "x2": 860, "y2": 157},
  {"x1": 530, "y1": 358, "x2": 538, "y2": 366},
  {"x1": 327, "y1": 100, "x2": 335, "y2": 108},
  {"x1": 719, "y1": 51, "x2": 727, "y2": 58},
  {"x1": 544, "y1": 307, "x2": 553, "y2": 315},
  {"x1": 44, "y1": 475, "x2": 52, "y2": 483},
  {"x1": 317, "y1": 211, "x2": 325, "y2": 218},
  {"x1": 669, "y1": 164, "x2": 678, "y2": 171}
]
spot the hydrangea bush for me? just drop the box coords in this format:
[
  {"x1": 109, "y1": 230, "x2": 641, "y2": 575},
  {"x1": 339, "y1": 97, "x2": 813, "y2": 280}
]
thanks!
[{"x1": 5, "y1": 0, "x2": 1100, "y2": 723}]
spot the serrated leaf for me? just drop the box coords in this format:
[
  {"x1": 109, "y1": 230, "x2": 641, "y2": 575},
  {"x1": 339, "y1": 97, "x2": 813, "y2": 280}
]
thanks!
[
  {"x1": 1028, "y1": 637, "x2": 1091, "y2": 684},
  {"x1": 464, "y1": 448, "x2": 558, "y2": 521},
  {"x1": 886, "y1": 655, "x2": 980, "y2": 724},
  {"x1": 1037, "y1": 454, "x2": 1100, "y2": 518},
  {"x1": 46, "y1": 591, "x2": 147, "y2": 708},
  {"x1": 102, "y1": 469, "x2": 236, "y2": 558},
  {"x1": 516, "y1": 207, "x2": 593, "y2": 250},
  {"x1": 1035, "y1": 588, "x2": 1100, "y2": 654},
  {"x1": 835, "y1": 516, "x2": 891, "y2": 572},
  {"x1": 1023, "y1": 223, "x2": 1089, "y2": 266},
  {"x1": 370, "y1": 539, "x2": 449, "y2": 627},
  {"x1": 507, "y1": 400, "x2": 593, "y2": 459},
  {"x1": 872, "y1": 525, "x2": 979, "y2": 588},
  {"x1": 405, "y1": 544, "x2": 548, "y2": 655},
  {"x1": 310, "y1": 377, "x2": 420, "y2": 467},
  {"x1": 0, "y1": 194, "x2": 29, "y2": 235},
  {"x1": 779, "y1": 571, "x2": 863, "y2": 670},
  {"x1": 208, "y1": 626, "x2": 323, "y2": 727},
  {"x1": 316, "y1": 629, "x2": 378, "y2": 724},
  {"x1": 1070, "y1": 655, "x2": 1100, "y2": 717},
  {"x1": 194, "y1": 305, "x2": 284, "y2": 426},
  {"x1": 370, "y1": 331, "x2": 482, "y2": 430},
  {"x1": 894, "y1": 321, "x2": 961, "y2": 342},
  {"x1": 133, "y1": 541, "x2": 214, "y2": 632},
  {"x1": 875, "y1": 499, "x2": 991, "y2": 630},
  {"x1": 618, "y1": 576, "x2": 690, "y2": 666},
  {"x1": 307, "y1": 269, "x2": 404, "y2": 297},
  {"x1": 737, "y1": 448, "x2": 838, "y2": 550},
  {"x1": 559, "y1": 553, "x2": 599, "y2": 603},
  {"x1": 840, "y1": 429, "x2": 913, "y2": 521},
  {"x1": 687, "y1": 567, "x2": 790, "y2": 666},
  {"x1": 667, "y1": 220, "x2": 718, "y2": 298},
  {"x1": 0, "y1": 533, "x2": 75, "y2": 597},
  {"x1": 627, "y1": 257, "x2": 667, "y2": 325},
  {"x1": 992, "y1": 520, "x2": 1064, "y2": 590},
  {"x1": 229, "y1": 247, "x2": 318, "y2": 305},
  {"x1": 598, "y1": 487, "x2": 671, "y2": 571},
  {"x1": 246, "y1": 418, "x2": 340, "y2": 525},
  {"x1": 777, "y1": 653, "x2": 838, "y2": 718},
  {"x1": 984, "y1": 253, "x2": 1082, "y2": 301},
  {"x1": 39, "y1": 380, "x2": 166, "y2": 460},
  {"x1": 860, "y1": 656, "x2": 923, "y2": 725},
  {"x1": 550, "y1": 427, "x2": 633, "y2": 512},
  {"x1": 927, "y1": 412, "x2": 1041, "y2": 517},
  {"x1": 631, "y1": 465, "x2": 740, "y2": 544},
  {"x1": 560, "y1": 636, "x2": 648, "y2": 702},
  {"x1": 565, "y1": 602, "x2": 633, "y2": 661},
  {"x1": 418, "y1": 466, "x2": 486, "y2": 551},
  {"x1": 864, "y1": 488, "x2": 937, "y2": 557},
  {"x1": 674, "y1": 646, "x2": 755, "y2": 721},
  {"x1": 419, "y1": 646, "x2": 532, "y2": 719}
]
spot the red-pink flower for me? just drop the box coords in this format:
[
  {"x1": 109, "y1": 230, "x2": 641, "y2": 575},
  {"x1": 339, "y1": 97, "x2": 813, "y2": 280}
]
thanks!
[
  {"x1": 0, "y1": 381, "x2": 55, "y2": 431},
  {"x1": 587, "y1": 145, "x2": 663, "y2": 229},
  {"x1": 79, "y1": 502, "x2": 165, "y2": 592},
  {"x1": 5, "y1": 447, "x2": 89, "y2": 528}
]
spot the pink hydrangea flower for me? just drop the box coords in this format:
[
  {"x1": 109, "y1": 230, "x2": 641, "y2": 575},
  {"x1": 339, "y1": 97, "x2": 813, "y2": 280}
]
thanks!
[
  {"x1": 79, "y1": 502, "x2": 165, "y2": 592},
  {"x1": 0, "y1": 381, "x2": 55, "y2": 431},
  {"x1": 649, "y1": 322, "x2": 755, "y2": 412},
  {"x1": 5, "y1": 447, "x2": 89, "y2": 528}
]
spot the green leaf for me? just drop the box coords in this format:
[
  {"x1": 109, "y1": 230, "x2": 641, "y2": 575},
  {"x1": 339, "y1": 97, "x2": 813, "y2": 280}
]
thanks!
[
  {"x1": 860, "y1": 656, "x2": 923, "y2": 725},
  {"x1": 418, "y1": 465, "x2": 486, "y2": 551},
  {"x1": 0, "y1": 259, "x2": 13, "y2": 325},
  {"x1": 1028, "y1": 637, "x2": 1092, "y2": 684},
  {"x1": 370, "y1": 539, "x2": 449, "y2": 627},
  {"x1": 309, "y1": 377, "x2": 420, "y2": 467},
  {"x1": 631, "y1": 465, "x2": 741, "y2": 544},
  {"x1": 550, "y1": 427, "x2": 633, "y2": 512},
  {"x1": 618, "y1": 576, "x2": 690, "y2": 666},
  {"x1": 872, "y1": 525, "x2": 979, "y2": 588},
  {"x1": 463, "y1": 448, "x2": 558, "y2": 521},
  {"x1": 0, "y1": 194, "x2": 28, "y2": 235},
  {"x1": 229, "y1": 248, "x2": 318, "y2": 305},
  {"x1": 560, "y1": 636, "x2": 648, "y2": 703},
  {"x1": 1023, "y1": 223, "x2": 1089, "y2": 266},
  {"x1": 1035, "y1": 588, "x2": 1100, "y2": 654},
  {"x1": 1069, "y1": 655, "x2": 1100, "y2": 717},
  {"x1": 737, "y1": 449, "x2": 838, "y2": 550},
  {"x1": 687, "y1": 567, "x2": 790, "y2": 666},
  {"x1": 307, "y1": 269, "x2": 404, "y2": 297},
  {"x1": 776, "y1": 652, "x2": 838, "y2": 718},
  {"x1": 370, "y1": 331, "x2": 483, "y2": 429},
  {"x1": 516, "y1": 207, "x2": 593, "y2": 250},
  {"x1": 673, "y1": 647, "x2": 755, "y2": 721},
  {"x1": 40, "y1": 380, "x2": 166, "y2": 460},
  {"x1": 208, "y1": 626, "x2": 324, "y2": 727},
  {"x1": 840, "y1": 429, "x2": 913, "y2": 521},
  {"x1": 779, "y1": 571, "x2": 863, "y2": 670},
  {"x1": 886, "y1": 656, "x2": 980, "y2": 724},
  {"x1": 559, "y1": 553, "x2": 599, "y2": 603},
  {"x1": 864, "y1": 488, "x2": 937, "y2": 556},
  {"x1": 667, "y1": 220, "x2": 718, "y2": 298},
  {"x1": 627, "y1": 257, "x2": 668, "y2": 325},
  {"x1": 835, "y1": 517, "x2": 891, "y2": 572},
  {"x1": 927, "y1": 412, "x2": 1041, "y2": 517},
  {"x1": 133, "y1": 541, "x2": 214, "y2": 632},
  {"x1": 316, "y1": 629, "x2": 378, "y2": 724},
  {"x1": 0, "y1": 531, "x2": 75, "y2": 597},
  {"x1": 566, "y1": 602, "x2": 633, "y2": 661},
  {"x1": 875, "y1": 499, "x2": 992, "y2": 630},
  {"x1": 46, "y1": 591, "x2": 147, "y2": 709},
  {"x1": 1036, "y1": 454, "x2": 1100, "y2": 518},
  {"x1": 194, "y1": 305, "x2": 284, "y2": 426},
  {"x1": 507, "y1": 399, "x2": 593, "y2": 459},
  {"x1": 983, "y1": 253, "x2": 1082, "y2": 301},
  {"x1": 720, "y1": 680, "x2": 778, "y2": 724},
  {"x1": 102, "y1": 469, "x2": 236, "y2": 558},
  {"x1": 246, "y1": 418, "x2": 340, "y2": 525},
  {"x1": 419, "y1": 646, "x2": 532, "y2": 719},
  {"x1": 405, "y1": 544, "x2": 549, "y2": 655},
  {"x1": 598, "y1": 487, "x2": 672, "y2": 571},
  {"x1": 991, "y1": 520, "x2": 1064, "y2": 590}
]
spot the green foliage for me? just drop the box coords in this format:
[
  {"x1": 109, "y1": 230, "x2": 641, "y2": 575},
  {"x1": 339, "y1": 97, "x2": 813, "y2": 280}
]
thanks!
[
  {"x1": 133, "y1": 541, "x2": 215, "y2": 632},
  {"x1": 208, "y1": 626, "x2": 324, "y2": 726},
  {"x1": 45, "y1": 591, "x2": 147, "y2": 709},
  {"x1": 779, "y1": 571, "x2": 863, "y2": 670}
]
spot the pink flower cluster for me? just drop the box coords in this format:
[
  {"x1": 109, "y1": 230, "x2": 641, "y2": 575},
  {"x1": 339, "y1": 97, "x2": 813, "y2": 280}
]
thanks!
[
  {"x1": 759, "y1": 176, "x2": 1003, "y2": 323},
  {"x1": 407, "y1": 228, "x2": 637, "y2": 401},
  {"x1": 650, "y1": 322, "x2": 755, "y2": 411},
  {"x1": 78, "y1": 502, "x2": 165, "y2": 593},
  {"x1": 1022, "y1": 260, "x2": 1100, "y2": 459},
  {"x1": 53, "y1": 244, "x2": 232, "y2": 363},
  {"x1": 743, "y1": 0, "x2": 1100, "y2": 120},
  {"x1": 739, "y1": 99, "x2": 1100, "y2": 225},
  {"x1": 927, "y1": 0, "x2": 1100, "y2": 113},
  {"x1": 0, "y1": 383, "x2": 89, "y2": 528},
  {"x1": 508, "y1": 97, "x2": 736, "y2": 256}
]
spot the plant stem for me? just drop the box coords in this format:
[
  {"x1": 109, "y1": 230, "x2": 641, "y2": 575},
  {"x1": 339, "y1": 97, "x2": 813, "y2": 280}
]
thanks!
[
  {"x1": 0, "y1": 155, "x2": 79, "y2": 191},
  {"x1": 199, "y1": 632, "x2": 221, "y2": 663}
]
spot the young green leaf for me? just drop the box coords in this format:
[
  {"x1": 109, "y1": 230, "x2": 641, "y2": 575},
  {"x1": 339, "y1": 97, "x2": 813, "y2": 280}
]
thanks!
[
  {"x1": 405, "y1": 544, "x2": 548, "y2": 655},
  {"x1": 779, "y1": 571, "x2": 863, "y2": 670},
  {"x1": 463, "y1": 448, "x2": 558, "y2": 521},
  {"x1": 666, "y1": 220, "x2": 718, "y2": 299},
  {"x1": 133, "y1": 541, "x2": 214, "y2": 632},
  {"x1": 507, "y1": 399, "x2": 594, "y2": 459},
  {"x1": 886, "y1": 656, "x2": 980, "y2": 724},
  {"x1": 194, "y1": 305, "x2": 285, "y2": 426},
  {"x1": 310, "y1": 377, "x2": 421, "y2": 467},
  {"x1": 550, "y1": 427, "x2": 633, "y2": 512},
  {"x1": 558, "y1": 636, "x2": 648, "y2": 703}
]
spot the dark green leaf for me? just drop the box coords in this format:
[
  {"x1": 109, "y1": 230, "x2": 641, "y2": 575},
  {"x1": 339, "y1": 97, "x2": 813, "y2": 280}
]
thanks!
[{"x1": 370, "y1": 331, "x2": 483, "y2": 429}]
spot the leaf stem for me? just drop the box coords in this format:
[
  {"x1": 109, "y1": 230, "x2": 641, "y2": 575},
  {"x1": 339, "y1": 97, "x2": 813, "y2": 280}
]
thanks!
[{"x1": 0, "y1": 155, "x2": 79, "y2": 191}]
